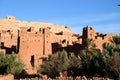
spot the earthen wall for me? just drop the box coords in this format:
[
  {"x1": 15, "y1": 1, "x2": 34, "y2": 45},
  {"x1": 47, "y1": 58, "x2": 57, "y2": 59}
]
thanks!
[{"x1": 0, "y1": 16, "x2": 116, "y2": 73}]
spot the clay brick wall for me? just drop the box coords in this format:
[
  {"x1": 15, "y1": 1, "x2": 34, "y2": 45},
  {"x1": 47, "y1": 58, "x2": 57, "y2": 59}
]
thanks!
[
  {"x1": 0, "y1": 16, "x2": 79, "y2": 71},
  {"x1": 52, "y1": 31, "x2": 78, "y2": 47},
  {"x1": 0, "y1": 30, "x2": 18, "y2": 54},
  {"x1": 19, "y1": 27, "x2": 44, "y2": 69},
  {"x1": 0, "y1": 74, "x2": 14, "y2": 80},
  {"x1": 43, "y1": 28, "x2": 52, "y2": 57},
  {"x1": 82, "y1": 26, "x2": 116, "y2": 50}
]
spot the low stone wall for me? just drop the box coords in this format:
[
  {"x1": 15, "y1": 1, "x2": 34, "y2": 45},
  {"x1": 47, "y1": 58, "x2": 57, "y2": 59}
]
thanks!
[
  {"x1": 0, "y1": 74, "x2": 14, "y2": 80},
  {"x1": 0, "y1": 74, "x2": 112, "y2": 80},
  {"x1": 17, "y1": 75, "x2": 113, "y2": 80}
]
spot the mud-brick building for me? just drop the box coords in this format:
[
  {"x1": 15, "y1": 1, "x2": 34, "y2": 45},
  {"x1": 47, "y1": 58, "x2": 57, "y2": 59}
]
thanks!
[
  {"x1": 0, "y1": 30, "x2": 18, "y2": 54},
  {"x1": 0, "y1": 16, "x2": 116, "y2": 73},
  {"x1": 82, "y1": 26, "x2": 116, "y2": 50},
  {"x1": 0, "y1": 16, "x2": 81, "y2": 72}
]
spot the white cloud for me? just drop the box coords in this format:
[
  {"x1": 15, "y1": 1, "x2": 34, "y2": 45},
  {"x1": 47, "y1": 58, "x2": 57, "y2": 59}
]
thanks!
[
  {"x1": 80, "y1": 12, "x2": 120, "y2": 23},
  {"x1": 51, "y1": 12, "x2": 120, "y2": 25},
  {"x1": 50, "y1": 12, "x2": 120, "y2": 35}
]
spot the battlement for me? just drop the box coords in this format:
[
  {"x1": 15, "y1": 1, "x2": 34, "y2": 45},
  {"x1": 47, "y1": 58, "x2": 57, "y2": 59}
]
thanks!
[{"x1": 84, "y1": 25, "x2": 93, "y2": 30}]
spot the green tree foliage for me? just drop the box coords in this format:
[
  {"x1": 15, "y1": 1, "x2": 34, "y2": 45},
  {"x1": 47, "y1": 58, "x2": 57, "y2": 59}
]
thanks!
[
  {"x1": 79, "y1": 38, "x2": 112, "y2": 77},
  {"x1": 0, "y1": 53, "x2": 8, "y2": 74},
  {"x1": 82, "y1": 38, "x2": 95, "y2": 50},
  {"x1": 111, "y1": 36, "x2": 120, "y2": 45},
  {"x1": 69, "y1": 53, "x2": 81, "y2": 68},
  {"x1": 100, "y1": 51, "x2": 111, "y2": 77},
  {"x1": 102, "y1": 43, "x2": 115, "y2": 56},
  {"x1": 39, "y1": 50, "x2": 81, "y2": 78},
  {"x1": 0, "y1": 53, "x2": 24, "y2": 75},
  {"x1": 109, "y1": 36, "x2": 120, "y2": 79},
  {"x1": 112, "y1": 36, "x2": 120, "y2": 54},
  {"x1": 67, "y1": 53, "x2": 81, "y2": 77},
  {"x1": 102, "y1": 36, "x2": 120, "y2": 79},
  {"x1": 111, "y1": 54, "x2": 120, "y2": 80},
  {"x1": 79, "y1": 41, "x2": 101, "y2": 77},
  {"x1": 40, "y1": 50, "x2": 69, "y2": 78},
  {"x1": 40, "y1": 36, "x2": 120, "y2": 79}
]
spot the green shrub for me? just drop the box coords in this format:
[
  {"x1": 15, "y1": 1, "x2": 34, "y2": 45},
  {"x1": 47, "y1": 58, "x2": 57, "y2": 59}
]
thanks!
[
  {"x1": 39, "y1": 50, "x2": 81, "y2": 78},
  {"x1": 0, "y1": 53, "x2": 24, "y2": 75}
]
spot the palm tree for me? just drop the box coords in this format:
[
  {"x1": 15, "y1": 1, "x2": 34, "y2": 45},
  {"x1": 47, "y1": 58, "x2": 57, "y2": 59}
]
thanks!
[
  {"x1": 102, "y1": 36, "x2": 120, "y2": 56},
  {"x1": 102, "y1": 42, "x2": 115, "y2": 56},
  {"x1": 79, "y1": 38, "x2": 100, "y2": 76},
  {"x1": 110, "y1": 36, "x2": 120, "y2": 79},
  {"x1": 111, "y1": 53, "x2": 120, "y2": 80},
  {"x1": 102, "y1": 36, "x2": 120, "y2": 78},
  {"x1": 111, "y1": 36, "x2": 120, "y2": 45},
  {"x1": 40, "y1": 50, "x2": 71, "y2": 78},
  {"x1": 82, "y1": 38, "x2": 95, "y2": 49}
]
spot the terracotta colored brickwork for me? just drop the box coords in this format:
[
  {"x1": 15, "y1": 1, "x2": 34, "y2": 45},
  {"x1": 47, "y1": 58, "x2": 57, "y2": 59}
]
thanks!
[
  {"x1": 0, "y1": 74, "x2": 14, "y2": 80},
  {"x1": 82, "y1": 25, "x2": 116, "y2": 50},
  {"x1": 0, "y1": 16, "x2": 116, "y2": 73}
]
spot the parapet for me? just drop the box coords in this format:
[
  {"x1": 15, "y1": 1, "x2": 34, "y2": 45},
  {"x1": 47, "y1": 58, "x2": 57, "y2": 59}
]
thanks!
[
  {"x1": 6, "y1": 16, "x2": 15, "y2": 20},
  {"x1": 83, "y1": 25, "x2": 93, "y2": 31}
]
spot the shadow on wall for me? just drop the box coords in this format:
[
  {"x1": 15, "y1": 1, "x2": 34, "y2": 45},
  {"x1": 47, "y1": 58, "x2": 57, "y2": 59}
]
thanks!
[
  {"x1": 1, "y1": 42, "x2": 16, "y2": 54},
  {"x1": 52, "y1": 42, "x2": 83, "y2": 55}
]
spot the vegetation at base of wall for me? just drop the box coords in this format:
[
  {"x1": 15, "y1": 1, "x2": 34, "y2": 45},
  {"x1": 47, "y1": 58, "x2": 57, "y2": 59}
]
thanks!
[
  {"x1": 39, "y1": 50, "x2": 81, "y2": 78},
  {"x1": 0, "y1": 53, "x2": 24, "y2": 75},
  {"x1": 39, "y1": 36, "x2": 120, "y2": 80}
]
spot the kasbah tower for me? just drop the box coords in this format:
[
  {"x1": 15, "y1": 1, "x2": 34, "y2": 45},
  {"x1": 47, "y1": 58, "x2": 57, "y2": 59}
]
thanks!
[{"x1": 0, "y1": 16, "x2": 116, "y2": 73}]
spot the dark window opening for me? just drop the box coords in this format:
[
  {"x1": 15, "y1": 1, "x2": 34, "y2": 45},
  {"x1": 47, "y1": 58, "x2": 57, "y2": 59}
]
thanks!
[
  {"x1": 27, "y1": 28, "x2": 31, "y2": 32},
  {"x1": 62, "y1": 39, "x2": 66, "y2": 44},
  {"x1": 1, "y1": 42, "x2": 4, "y2": 47},
  {"x1": 67, "y1": 41, "x2": 69, "y2": 45},
  {"x1": 31, "y1": 55, "x2": 34, "y2": 67},
  {"x1": 95, "y1": 36, "x2": 97, "y2": 39},
  {"x1": 43, "y1": 29, "x2": 45, "y2": 34}
]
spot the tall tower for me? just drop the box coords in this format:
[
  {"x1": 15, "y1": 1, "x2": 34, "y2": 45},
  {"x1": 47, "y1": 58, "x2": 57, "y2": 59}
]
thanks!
[{"x1": 82, "y1": 25, "x2": 96, "y2": 40}]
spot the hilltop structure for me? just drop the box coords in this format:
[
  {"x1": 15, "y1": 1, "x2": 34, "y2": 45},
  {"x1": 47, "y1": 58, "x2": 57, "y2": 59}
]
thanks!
[{"x1": 0, "y1": 16, "x2": 116, "y2": 73}]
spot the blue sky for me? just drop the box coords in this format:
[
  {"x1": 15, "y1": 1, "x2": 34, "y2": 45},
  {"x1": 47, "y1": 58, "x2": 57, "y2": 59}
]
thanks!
[{"x1": 0, "y1": 0, "x2": 120, "y2": 34}]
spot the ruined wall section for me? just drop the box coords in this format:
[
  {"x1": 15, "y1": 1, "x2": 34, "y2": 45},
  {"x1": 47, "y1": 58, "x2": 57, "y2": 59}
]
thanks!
[
  {"x1": 0, "y1": 30, "x2": 17, "y2": 47},
  {"x1": 0, "y1": 16, "x2": 72, "y2": 34},
  {"x1": 50, "y1": 25, "x2": 72, "y2": 33},
  {"x1": 50, "y1": 30, "x2": 81, "y2": 54},
  {"x1": 0, "y1": 30, "x2": 18, "y2": 54},
  {"x1": 82, "y1": 25, "x2": 96, "y2": 39},
  {"x1": 83, "y1": 26, "x2": 116, "y2": 50},
  {"x1": 52, "y1": 31, "x2": 78, "y2": 47},
  {"x1": 0, "y1": 16, "x2": 20, "y2": 31}
]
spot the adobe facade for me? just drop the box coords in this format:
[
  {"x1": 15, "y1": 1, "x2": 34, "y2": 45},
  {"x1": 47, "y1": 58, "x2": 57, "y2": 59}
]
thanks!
[
  {"x1": 82, "y1": 26, "x2": 116, "y2": 50},
  {"x1": 0, "y1": 16, "x2": 116, "y2": 72}
]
